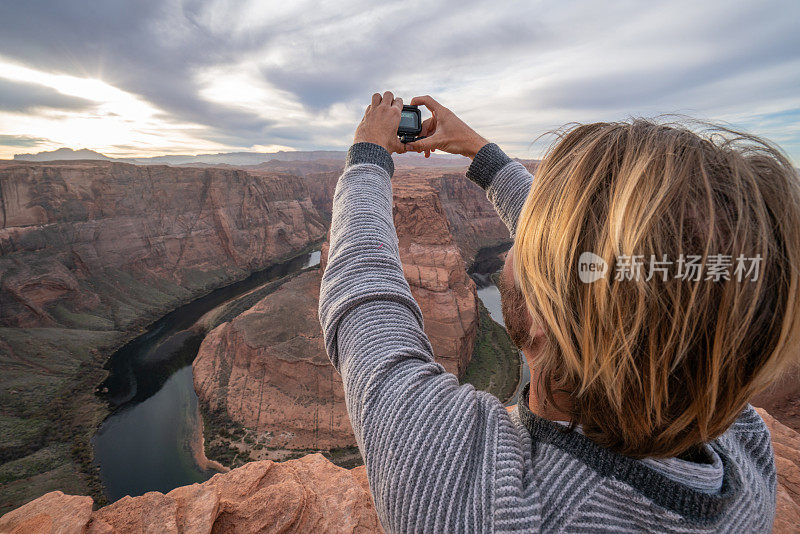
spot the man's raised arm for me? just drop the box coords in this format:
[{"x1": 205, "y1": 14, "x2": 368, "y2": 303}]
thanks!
[{"x1": 318, "y1": 93, "x2": 538, "y2": 532}]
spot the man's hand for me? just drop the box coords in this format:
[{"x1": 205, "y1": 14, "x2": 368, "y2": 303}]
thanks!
[
  {"x1": 354, "y1": 91, "x2": 406, "y2": 154},
  {"x1": 404, "y1": 96, "x2": 488, "y2": 159}
]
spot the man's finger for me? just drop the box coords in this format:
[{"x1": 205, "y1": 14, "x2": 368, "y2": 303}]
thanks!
[
  {"x1": 420, "y1": 117, "x2": 435, "y2": 137},
  {"x1": 371, "y1": 93, "x2": 381, "y2": 107},
  {"x1": 408, "y1": 134, "x2": 440, "y2": 153},
  {"x1": 382, "y1": 91, "x2": 394, "y2": 107},
  {"x1": 409, "y1": 95, "x2": 441, "y2": 112}
]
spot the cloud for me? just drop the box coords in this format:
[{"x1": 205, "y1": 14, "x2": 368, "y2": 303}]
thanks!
[
  {"x1": 0, "y1": 78, "x2": 94, "y2": 112},
  {"x1": 0, "y1": 0, "x2": 278, "y2": 145},
  {"x1": 532, "y1": 7, "x2": 800, "y2": 114},
  {"x1": 0, "y1": 134, "x2": 50, "y2": 147},
  {"x1": 0, "y1": 0, "x2": 798, "y2": 160},
  {"x1": 258, "y1": 3, "x2": 547, "y2": 110}
]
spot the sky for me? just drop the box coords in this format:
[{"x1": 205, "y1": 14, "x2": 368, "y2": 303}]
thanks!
[{"x1": 0, "y1": 0, "x2": 798, "y2": 161}]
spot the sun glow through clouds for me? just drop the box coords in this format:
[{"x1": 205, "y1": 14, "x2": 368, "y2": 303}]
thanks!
[{"x1": 0, "y1": 58, "x2": 234, "y2": 158}]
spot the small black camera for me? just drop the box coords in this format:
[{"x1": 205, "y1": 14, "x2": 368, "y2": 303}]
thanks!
[{"x1": 398, "y1": 105, "x2": 423, "y2": 143}]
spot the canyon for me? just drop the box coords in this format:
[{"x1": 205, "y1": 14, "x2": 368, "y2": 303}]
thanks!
[
  {"x1": 0, "y1": 160, "x2": 326, "y2": 510},
  {"x1": 2, "y1": 156, "x2": 798, "y2": 533},
  {"x1": 193, "y1": 269, "x2": 356, "y2": 459},
  {"x1": 248, "y1": 161, "x2": 515, "y2": 266},
  {"x1": 0, "y1": 157, "x2": 520, "y2": 513},
  {"x1": 0, "y1": 160, "x2": 327, "y2": 329}
]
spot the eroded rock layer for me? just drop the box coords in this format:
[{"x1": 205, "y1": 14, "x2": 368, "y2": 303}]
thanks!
[
  {"x1": 0, "y1": 454, "x2": 384, "y2": 534},
  {"x1": 755, "y1": 408, "x2": 800, "y2": 533},
  {"x1": 414, "y1": 172, "x2": 512, "y2": 266},
  {"x1": 194, "y1": 270, "x2": 354, "y2": 452},
  {"x1": 0, "y1": 160, "x2": 326, "y2": 511},
  {"x1": 0, "y1": 160, "x2": 326, "y2": 329},
  {"x1": 392, "y1": 179, "x2": 478, "y2": 377}
]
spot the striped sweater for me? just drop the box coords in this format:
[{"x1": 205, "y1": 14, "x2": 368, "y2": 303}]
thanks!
[{"x1": 318, "y1": 142, "x2": 776, "y2": 533}]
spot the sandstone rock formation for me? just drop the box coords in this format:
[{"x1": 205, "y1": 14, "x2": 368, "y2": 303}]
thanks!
[
  {"x1": 0, "y1": 454, "x2": 384, "y2": 534},
  {"x1": 297, "y1": 165, "x2": 515, "y2": 269},
  {"x1": 251, "y1": 161, "x2": 342, "y2": 223},
  {"x1": 0, "y1": 490, "x2": 94, "y2": 534},
  {"x1": 0, "y1": 160, "x2": 326, "y2": 329},
  {"x1": 260, "y1": 159, "x2": 516, "y2": 271},
  {"x1": 4, "y1": 408, "x2": 800, "y2": 533},
  {"x1": 194, "y1": 270, "x2": 354, "y2": 453},
  {"x1": 0, "y1": 158, "x2": 522, "y2": 513},
  {"x1": 410, "y1": 172, "x2": 512, "y2": 267},
  {"x1": 392, "y1": 179, "x2": 478, "y2": 377},
  {"x1": 754, "y1": 369, "x2": 800, "y2": 435},
  {"x1": 755, "y1": 408, "x2": 800, "y2": 533}
]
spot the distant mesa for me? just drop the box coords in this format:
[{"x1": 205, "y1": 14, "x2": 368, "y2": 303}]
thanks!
[
  {"x1": 10, "y1": 147, "x2": 473, "y2": 167},
  {"x1": 13, "y1": 147, "x2": 110, "y2": 161}
]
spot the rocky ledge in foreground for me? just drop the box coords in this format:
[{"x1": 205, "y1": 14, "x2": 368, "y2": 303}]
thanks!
[
  {"x1": 2, "y1": 407, "x2": 799, "y2": 534},
  {"x1": 0, "y1": 453, "x2": 383, "y2": 534}
]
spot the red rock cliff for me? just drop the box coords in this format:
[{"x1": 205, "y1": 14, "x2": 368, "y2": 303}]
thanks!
[
  {"x1": 403, "y1": 172, "x2": 512, "y2": 266},
  {"x1": 0, "y1": 454, "x2": 383, "y2": 534},
  {"x1": 0, "y1": 160, "x2": 326, "y2": 329},
  {"x1": 0, "y1": 160, "x2": 327, "y2": 512},
  {"x1": 392, "y1": 179, "x2": 478, "y2": 376},
  {"x1": 194, "y1": 270, "x2": 354, "y2": 453}
]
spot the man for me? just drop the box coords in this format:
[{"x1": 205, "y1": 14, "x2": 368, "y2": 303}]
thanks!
[{"x1": 318, "y1": 91, "x2": 800, "y2": 532}]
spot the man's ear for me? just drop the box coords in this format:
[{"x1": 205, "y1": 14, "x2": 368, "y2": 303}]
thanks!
[
  {"x1": 526, "y1": 309, "x2": 546, "y2": 345},
  {"x1": 531, "y1": 320, "x2": 545, "y2": 340}
]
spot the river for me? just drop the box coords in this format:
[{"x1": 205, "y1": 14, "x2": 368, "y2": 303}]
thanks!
[
  {"x1": 91, "y1": 247, "x2": 525, "y2": 502},
  {"x1": 474, "y1": 280, "x2": 531, "y2": 407},
  {"x1": 92, "y1": 249, "x2": 321, "y2": 502}
]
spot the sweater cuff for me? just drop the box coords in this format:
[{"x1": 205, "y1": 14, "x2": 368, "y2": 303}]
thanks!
[
  {"x1": 466, "y1": 143, "x2": 513, "y2": 190},
  {"x1": 345, "y1": 142, "x2": 394, "y2": 177}
]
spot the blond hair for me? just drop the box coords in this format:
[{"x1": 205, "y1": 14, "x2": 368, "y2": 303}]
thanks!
[{"x1": 514, "y1": 119, "x2": 800, "y2": 458}]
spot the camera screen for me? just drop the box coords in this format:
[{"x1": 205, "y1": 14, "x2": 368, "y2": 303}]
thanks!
[{"x1": 399, "y1": 110, "x2": 419, "y2": 129}]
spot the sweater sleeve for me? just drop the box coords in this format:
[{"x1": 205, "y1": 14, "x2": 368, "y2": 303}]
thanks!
[
  {"x1": 466, "y1": 142, "x2": 534, "y2": 239},
  {"x1": 319, "y1": 142, "x2": 538, "y2": 533}
]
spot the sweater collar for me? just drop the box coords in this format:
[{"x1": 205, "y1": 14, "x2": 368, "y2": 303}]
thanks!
[{"x1": 516, "y1": 383, "x2": 739, "y2": 524}]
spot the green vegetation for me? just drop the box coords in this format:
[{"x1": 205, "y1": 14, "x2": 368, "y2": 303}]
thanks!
[
  {"x1": 0, "y1": 444, "x2": 72, "y2": 484},
  {"x1": 461, "y1": 299, "x2": 520, "y2": 404},
  {"x1": 323, "y1": 446, "x2": 364, "y2": 469},
  {"x1": 50, "y1": 305, "x2": 116, "y2": 331},
  {"x1": 0, "y1": 327, "x2": 119, "y2": 512},
  {"x1": 0, "y1": 415, "x2": 49, "y2": 457},
  {"x1": 201, "y1": 406, "x2": 251, "y2": 469},
  {"x1": 200, "y1": 402, "x2": 365, "y2": 470}
]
